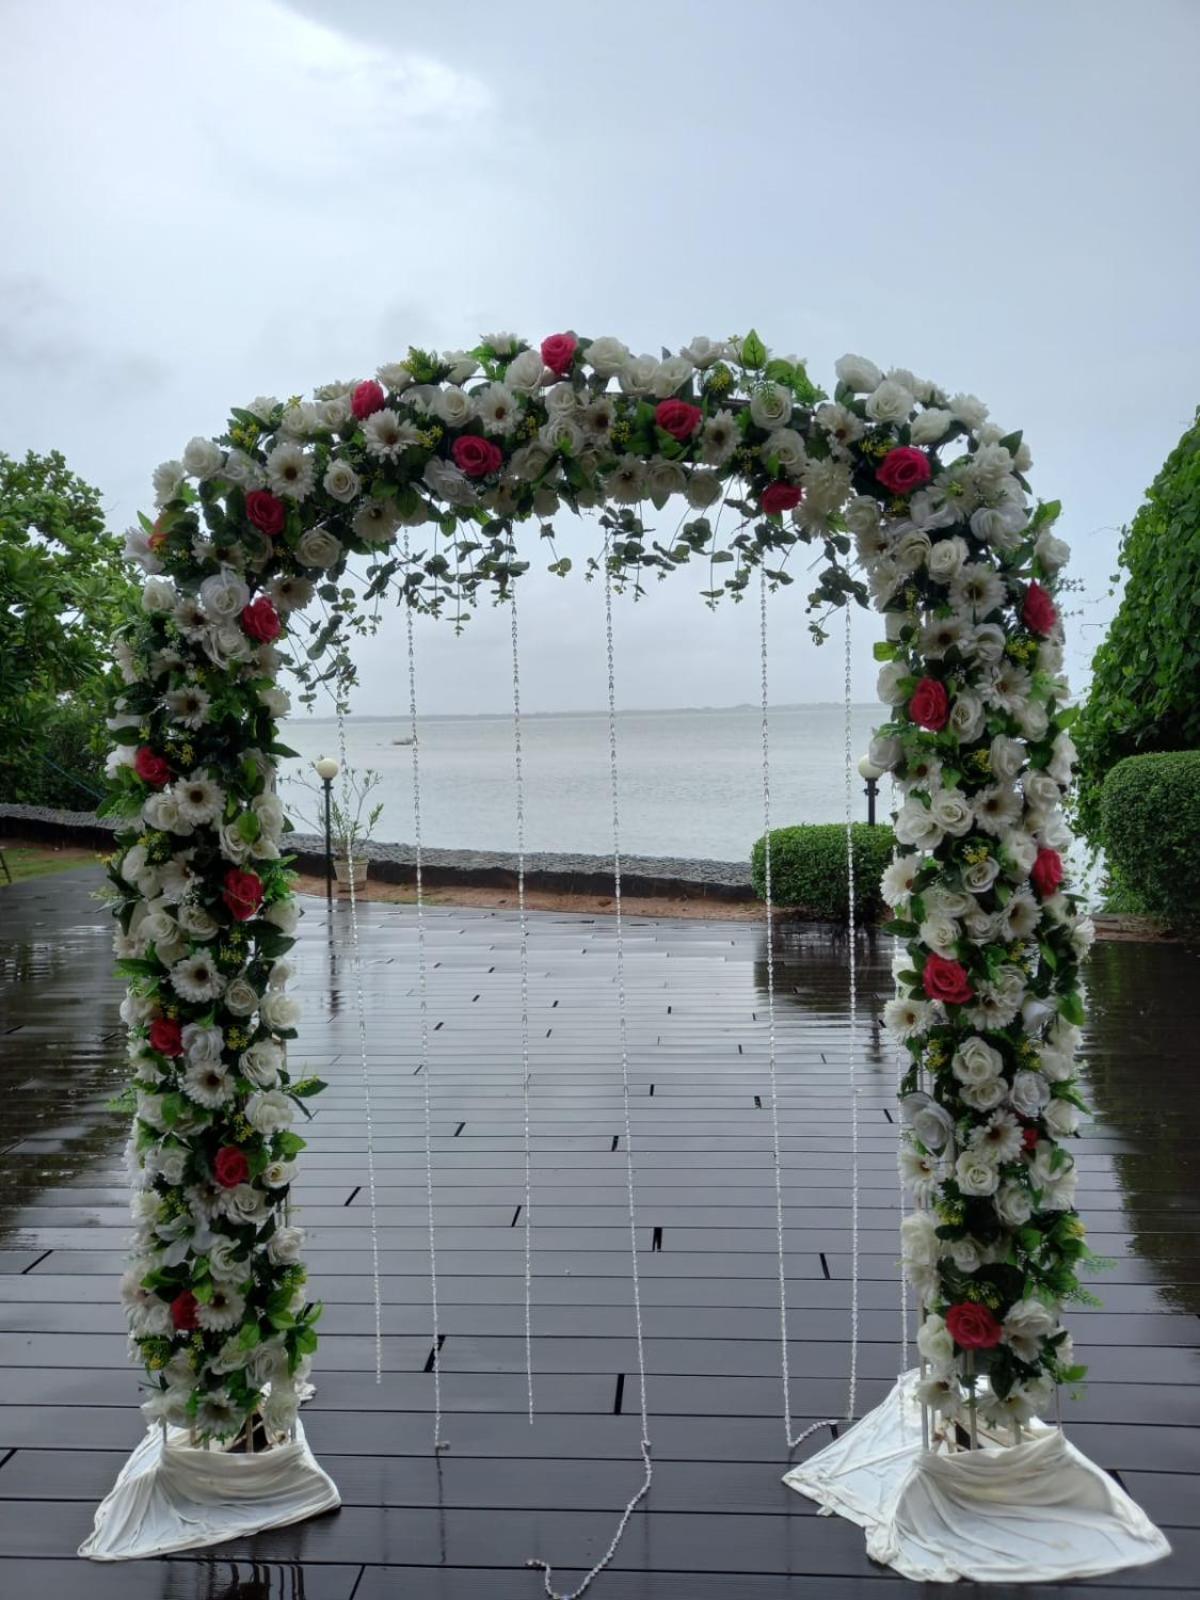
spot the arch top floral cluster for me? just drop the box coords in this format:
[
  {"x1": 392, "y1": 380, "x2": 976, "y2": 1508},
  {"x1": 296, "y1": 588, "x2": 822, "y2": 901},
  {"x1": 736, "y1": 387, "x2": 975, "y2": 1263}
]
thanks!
[{"x1": 104, "y1": 330, "x2": 1091, "y2": 1445}]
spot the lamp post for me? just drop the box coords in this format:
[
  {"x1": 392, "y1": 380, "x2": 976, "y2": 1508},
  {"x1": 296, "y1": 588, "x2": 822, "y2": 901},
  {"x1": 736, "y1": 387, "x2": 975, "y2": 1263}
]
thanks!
[
  {"x1": 857, "y1": 753, "x2": 884, "y2": 828},
  {"x1": 314, "y1": 756, "x2": 339, "y2": 907}
]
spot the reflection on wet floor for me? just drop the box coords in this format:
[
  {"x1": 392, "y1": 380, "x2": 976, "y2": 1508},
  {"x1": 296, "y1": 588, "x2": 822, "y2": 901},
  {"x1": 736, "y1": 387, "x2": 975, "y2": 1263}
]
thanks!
[{"x1": 1, "y1": 866, "x2": 1198, "y2": 1595}]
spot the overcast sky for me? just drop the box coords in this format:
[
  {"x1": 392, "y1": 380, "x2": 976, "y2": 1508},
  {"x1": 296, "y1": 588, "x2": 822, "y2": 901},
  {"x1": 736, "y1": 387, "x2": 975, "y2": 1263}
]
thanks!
[{"x1": 2, "y1": 0, "x2": 1197, "y2": 716}]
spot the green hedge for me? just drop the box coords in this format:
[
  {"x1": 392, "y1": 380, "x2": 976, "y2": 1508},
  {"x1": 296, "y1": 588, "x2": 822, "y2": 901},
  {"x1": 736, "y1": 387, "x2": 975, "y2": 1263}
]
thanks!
[
  {"x1": 1101, "y1": 751, "x2": 1200, "y2": 928},
  {"x1": 750, "y1": 823, "x2": 894, "y2": 923}
]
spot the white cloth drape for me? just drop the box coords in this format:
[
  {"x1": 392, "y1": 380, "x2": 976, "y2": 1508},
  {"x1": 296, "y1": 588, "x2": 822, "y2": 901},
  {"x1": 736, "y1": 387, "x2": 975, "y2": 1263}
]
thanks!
[
  {"x1": 784, "y1": 1370, "x2": 1171, "y2": 1584},
  {"x1": 79, "y1": 1414, "x2": 340, "y2": 1560}
]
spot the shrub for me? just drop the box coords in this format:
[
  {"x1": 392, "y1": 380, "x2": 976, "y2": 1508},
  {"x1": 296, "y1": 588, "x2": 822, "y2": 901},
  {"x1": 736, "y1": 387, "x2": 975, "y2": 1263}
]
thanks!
[
  {"x1": 0, "y1": 697, "x2": 108, "y2": 810},
  {"x1": 750, "y1": 823, "x2": 894, "y2": 923},
  {"x1": 1075, "y1": 411, "x2": 1200, "y2": 843},
  {"x1": 1100, "y1": 751, "x2": 1200, "y2": 928}
]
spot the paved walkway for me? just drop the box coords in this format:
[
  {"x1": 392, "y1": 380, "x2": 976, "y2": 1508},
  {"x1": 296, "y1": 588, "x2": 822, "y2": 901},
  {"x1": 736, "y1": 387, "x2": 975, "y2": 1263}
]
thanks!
[{"x1": 0, "y1": 868, "x2": 1197, "y2": 1597}]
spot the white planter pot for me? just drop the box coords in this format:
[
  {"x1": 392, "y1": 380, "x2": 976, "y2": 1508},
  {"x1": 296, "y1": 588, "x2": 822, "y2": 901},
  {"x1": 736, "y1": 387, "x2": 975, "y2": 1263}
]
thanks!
[{"x1": 333, "y1": 858, "x2": 369, "y2": 894}]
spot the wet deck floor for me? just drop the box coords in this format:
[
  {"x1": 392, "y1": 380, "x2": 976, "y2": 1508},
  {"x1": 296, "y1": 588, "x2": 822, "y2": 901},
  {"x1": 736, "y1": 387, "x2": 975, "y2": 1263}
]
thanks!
[{"x1": 0, "y1": 866, "x2": 1198, "y2": 1598}]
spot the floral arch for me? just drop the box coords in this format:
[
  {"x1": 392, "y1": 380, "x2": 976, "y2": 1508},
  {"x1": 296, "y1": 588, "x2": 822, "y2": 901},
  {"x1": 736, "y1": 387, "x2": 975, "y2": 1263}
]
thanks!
[{"x1": 103, "y1": 328, "x2": 1093, "y2": 1453}]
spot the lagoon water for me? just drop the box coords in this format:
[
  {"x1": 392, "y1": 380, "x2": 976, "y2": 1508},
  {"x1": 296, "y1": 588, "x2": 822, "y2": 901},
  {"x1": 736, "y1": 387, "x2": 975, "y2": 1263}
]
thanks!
[{"x1": 280, "y1": 703, "x2": 883, "y2": 863}]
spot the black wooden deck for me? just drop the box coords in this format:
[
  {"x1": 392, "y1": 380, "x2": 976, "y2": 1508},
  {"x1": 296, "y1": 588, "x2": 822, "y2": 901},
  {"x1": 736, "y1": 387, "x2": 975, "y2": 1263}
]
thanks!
[{"x1": 1, "y1": 867, "x2": 1197, "y2": 1598}]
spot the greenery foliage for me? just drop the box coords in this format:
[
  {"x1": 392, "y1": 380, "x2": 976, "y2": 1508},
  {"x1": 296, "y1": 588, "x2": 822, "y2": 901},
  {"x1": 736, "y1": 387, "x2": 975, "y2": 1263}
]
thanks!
[
  {"x1": 1075, "y1": 412, "x2": 1200, "y2": 841},
  {"x1": 750, "y1": 823, "x2": 894, "y2": 922},
  {"x1": 282, "y1": 764, "x2": 384, "y2": 857},
  {"x1": 1100, "y1": 752, "x2": 1200, "y2": 928},
  {"x1": 0, "y1": 450, "x2": 135, "y2": 807}
]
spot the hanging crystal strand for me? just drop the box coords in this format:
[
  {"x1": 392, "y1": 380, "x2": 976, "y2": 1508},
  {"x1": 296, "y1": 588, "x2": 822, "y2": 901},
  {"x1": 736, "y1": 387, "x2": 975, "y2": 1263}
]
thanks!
[
  {"x1": 842, "y1": 601, "x2": 861, "y2": 1425},
  {"x1": 404, "y1": 538, "x2": 446, "y2": 1452},
  {"x1": 510, "y1": 581, "x2": 535, "y2": 1426},
  {"x1": 336, "y1": 697, "x2": 384, "y2": 1385},
  {"x1": 528, "y1": 537, "x2": 653, "y2": 1600}
]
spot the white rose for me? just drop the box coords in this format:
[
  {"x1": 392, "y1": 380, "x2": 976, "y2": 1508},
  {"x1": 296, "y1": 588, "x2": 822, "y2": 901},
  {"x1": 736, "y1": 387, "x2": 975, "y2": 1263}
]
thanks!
[
  {"x1": 646, "y1": 459, "x2": 687, "y2": 509},
  {"x1": 223, "y1": 975, "x2": 260, "y2": 1017},
  {"x1": 990, "y1": 735, "x2": 1026, "y2": 784},
  {"x1": 261, "y1": 992, "x2": 301, "y2": 1030},
  {"x1": 927, "y1": 536, "x2": 968, "y2": 584},
  {"x1": 1023, "y1": 770, "x2": 1060, "y2": 815},
  {"x1": 266, "y1": 899, "x2": 300, "y2": 934},
  {"x1": 869, "y1": 733, "x2": 902, "y2": 772},
  {"x1": 155, "y1": 1144, "x2": 189, "y2": 1186},
  {"x1": 296, "y1": 527, "x2": 343, "y2": 569},
  {"x1": 240, "y1": 1039, "x2": 283, "y2": 1087},
  {"x1": 267, "y1": 1225, "x2": 306, "y2": 1265},
  {"x1": 619, "y1": 354, "x2": 661, "y2": 395},
  {"x1": 749, "y1": 383, "x2": 792, "y2": 432},
  {"x1": 996, "y1": 1182, "x2": 1033, "y2": 1227},
  {"x1": 950, "y1": 392, "x2": 988, "y2": 430},
  {"x1": 681, "y1": 336, "x2": 728, "y2": 369},
  {"x1": 440, "y1": 350, "x2": 478, "y2": 384},
  {"x1": 650, "y1": 355, "x2": 693, "y2": 398},
  {"x1": 948, "y1": 691, "x2": 985, "y2": 742},
  {"x1": 247, "y1": 1088, "x2": 294, "y2": 1134},
  {"x1": 835, "y1": 353, "x2": 883, "y2": 393},
  {"x1": 584, "y1": 336, "x2": 630, "y2": 378},
  {"x1": 865, "y1": 379, "x2": 914, "y2": 424},
  {"x1": 900, "y1": 1211, "x2": 940, "y2": 1270},
  {"x1": 929, "y1": 789, "x2": 973, "y2": 836},
  {"x1": 962, "y1": 855, "x2": 1001, "y2": 894},
  {"x1": 893, "y1": 529, "x2": 931, "y2": 573},
  {"x1": 1014, "y1": 700, "x2": 1050, "y2": 741},
  {"x1": 182, "y1": 1023, "x2": 224, "y2": 1064},
  {"x1": 910, "y1": 408, "x2": 953, "y2": 445},
  {"x1": 142, "y1": 576, "x2": 176, "y2": 613},
  {"x1": 506, "y1": 349, "x2": 547, "y2": 393},
  {"x1": 259, "y1": 685, "x2": 291, "y2": 717},
  {"x1": 1044, "y1": 1098, "x2": 1081, "y2": 1137},
  {"x1": 969, "y1": 622, "x2": 1007, "y2": 663},
  {"x1": 1035, "y1": 530, "x2": 1070, "y2": 572},
  {"x1": 434, "y1": 385, "x2": 474, "y2": 427},
  {"x1": 199, "y1": 568, "x2": 251, "y2": 622},
  {"x1": 876, "y1": 660, "x2": 909, "y2": 705},
  {"x1": 953, "y1": 1036, "x2": 1004, "y2": 1087},
  {"x1": 685, "y1": 470, "x2": 722, "y2": 509},
  {"x1": 1002, "y1": 829, "x2": 1038, "y2": 878},
  {"x1": 152, "y1": 460, "x2": 186, "y2": 505},
  {"x1": 1010, "y1": 1069, "x2": 1051, "y2": 1118},
  {"x1": 182, "y1": 437, "x2": 224, "y2": 479},
  {"x1": 323, "y1": 460, "x2": 361, "y2": 503},
  {"x1": 542, "y1": 381, "x2": 577, "y2": 418},
  {"x1": 894, "y1": 798, "x2": 942, "y2": 851},
  {"x1": 917, "y1": 1314, "x2": 955, "y2": 1373},
  {"x1": 920, "y1": 913, "x2": 960, "y2": 955},
  {"x1": 763, "y1": 429, "x2": 806, "y2": 477},
  {"x1": 844, "y1": 496, "x2": 881, "y2": 536},
  {"x1": 956, "y1": 1150, "x2": 1000, "y2": 1197}
]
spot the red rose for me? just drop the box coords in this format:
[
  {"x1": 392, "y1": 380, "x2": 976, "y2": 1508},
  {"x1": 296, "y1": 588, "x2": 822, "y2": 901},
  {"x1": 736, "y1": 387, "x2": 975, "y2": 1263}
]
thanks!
[
  {"x1": 171, "y1": 1291, "x2": 199, "y2": 1332},
  {"x1": 655, "y1": 399, "x2": 703, "y2": 441},
  {"x1": 214, "y1": 1146, "x2": 250, "y2": 1189},
  {"x1": 1023, "y1": 581, "x2": 1057, "y2": 637},
  {"x1": 245, "y1": 489, "x2": 286, "y2": 537},
  {"x1": 222, "y1": 867, "x2": 264, "y2": 922},
  {"x1": 241, "y1": 596, "x2": 282, "y2": 643},
  {"x1": 540, "y1": 333, "x2": 578, "y2": 377},
  {"x1": 876, "y1": 446, "x2": 933, "y2": 496},
  {"x1": 351, "y1": 379, "x2": 386, "y2": 420},
  {"x1": 1031, "y1": 847, "x2": 1064, "y2": 898},
  {"x1": 134, "y1": 746, "x2": 172, "y2": 788},
  {"x1": 1022, "y1": 1125, "x2": 1040, "y2": 1152},
  {"x1": 945, "y1": 1301, "x2": 1003, "y2": 1350},
  {"x1": 908, "y1": 676, "x2": 949, "y2": 731},
  {"x1": 148, "y1": 1016, "x2": 184, "y2": 1057},
  {"x1": 922, "y1": 953, "x2": 973, "y2": 1006},
  {"x1": 451, "y1": 435, "x2": 504, "y2": 479},
  {"x1": 761, "y1": 482, "x2": 803, "y2": 516}
]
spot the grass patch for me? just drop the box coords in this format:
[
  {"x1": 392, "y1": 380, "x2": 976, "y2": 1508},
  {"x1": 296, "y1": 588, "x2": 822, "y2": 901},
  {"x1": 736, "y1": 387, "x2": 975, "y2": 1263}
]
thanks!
[{"x1": 0, "y1": 842, "x2": 100, "y2": 884}]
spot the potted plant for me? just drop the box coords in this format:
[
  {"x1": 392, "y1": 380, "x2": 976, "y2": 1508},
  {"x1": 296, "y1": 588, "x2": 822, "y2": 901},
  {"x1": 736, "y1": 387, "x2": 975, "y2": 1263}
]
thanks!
[{"x1": 286, "y1": 763, "x2": 385, "y2": 894}]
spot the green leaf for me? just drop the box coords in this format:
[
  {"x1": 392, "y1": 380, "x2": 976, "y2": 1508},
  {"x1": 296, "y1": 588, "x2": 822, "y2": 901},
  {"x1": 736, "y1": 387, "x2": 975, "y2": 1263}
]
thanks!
[
  {"x1": 873, "y1": 641, "x2": 898, "y2": 661},
  {"x1": 740, "y1": 329, "x2": 767, "y2": 370}
]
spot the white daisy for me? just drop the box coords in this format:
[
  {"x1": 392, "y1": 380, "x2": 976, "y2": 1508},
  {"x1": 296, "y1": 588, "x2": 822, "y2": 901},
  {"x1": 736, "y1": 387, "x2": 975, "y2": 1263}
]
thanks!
[
  {"x1": 881, "y1": 856, "x2": 920, "y2": 909},
  {"x1": 898, "y1": 1146, "x2": 941, "y2": 1205},
  {"x1": 182, "y1": 1058, "x2": 234, "y2": 1108},
  {"x1": 363, "y1": 408, "x2": 419, "y2": 460},
  {"x1": 973, "y1": 784, "x2": 1023, "y2": 837},
  {"x1": 969, "y1": 1109, "x2": 1024, "y2": 1165},
  {"x1": 883, "y1": 996, "x2": 931, "y2": 1040},
  {"x1": 950, "y1": 563, "x2": 1005, "y2": 618},
  {"x1": 476, "y1": 382, "x2": 520, "y2": 436},
  {"x1": 268, "y1": 573, "x2": 315, "y2": 613},
  {"x1": 982, "y1": 661, "x2": 1033, "y2": 715},
  {"x1": 580, "y1": 396, "x2": 616, "y2": 443},
  {"x1": 196, "y1": 1390, "x2": 244, "y2": 1439},
  {"x1": 1001, "y1": 889, "x2": 1042, "y2": 940},
  {"x1": 919, "y1": 615, "x2": 967, "y2": 660},
  {"x1": 170, "y1": 953, "x2": 226, "y2": 1004},
  {"x1": 353, "y1": 500, "x2": 401, "y2": 544},
  {"x1": 266, "y1": 441, "x2": 316, "y2": 501},
  {"x1": 604, "y1": 456, "x2": 646, "y2": 504},
  {"x1": 197, "y1": 1284, "x2": 246, "y2": 1333},
  {"x1": 700, "y1": 410, "x2": 738, "y2": 466},
  {"x1": 174, "y1": 771, "x2": 226, "y2": 826},
  {"x1": 163, "y1": 686, "x2": 212, "y2": 730}
]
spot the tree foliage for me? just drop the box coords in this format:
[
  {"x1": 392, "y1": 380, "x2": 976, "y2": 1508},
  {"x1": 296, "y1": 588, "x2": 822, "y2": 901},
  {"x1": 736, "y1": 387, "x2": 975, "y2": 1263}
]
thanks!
[
  {"x1": 1074, "y1": 411, "x2": 1200, "y2": 841},
  {"x1": 0, "y1": 450, "x2": 135, "y2": 805},
  {"x1": 1101, "y1": 752, "x2": 1200, "y2": 930}
]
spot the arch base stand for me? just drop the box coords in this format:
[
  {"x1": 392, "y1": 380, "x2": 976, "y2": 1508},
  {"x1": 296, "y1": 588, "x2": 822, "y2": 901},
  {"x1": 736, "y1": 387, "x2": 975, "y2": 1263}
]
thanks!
[
  {"x1": 78, "y1": 1414, "x2": 340, "y2": 1561},
  {"x1": 785, "y1": 1370, "x2": 1169, "y2": 1584}
]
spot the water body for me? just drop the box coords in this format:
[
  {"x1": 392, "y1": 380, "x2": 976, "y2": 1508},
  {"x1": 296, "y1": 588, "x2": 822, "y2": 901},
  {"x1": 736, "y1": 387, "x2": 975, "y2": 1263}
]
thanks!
[{"x1": 280, "y1": 704, "x2": 883, "y2": 862}]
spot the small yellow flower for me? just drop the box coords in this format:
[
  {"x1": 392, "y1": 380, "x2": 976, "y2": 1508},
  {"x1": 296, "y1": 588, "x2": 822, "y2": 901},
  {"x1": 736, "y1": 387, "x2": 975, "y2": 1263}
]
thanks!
[{"x1": 610, "y1": 421, "x2": 632, "y2": 446}]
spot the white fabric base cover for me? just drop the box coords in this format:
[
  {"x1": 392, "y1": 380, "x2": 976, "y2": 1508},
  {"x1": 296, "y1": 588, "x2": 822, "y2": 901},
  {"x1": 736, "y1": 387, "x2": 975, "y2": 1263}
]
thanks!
[
  {"x1": 78, "y1": 1414, "x2": 340, "y2": 1561},
  {"x1": 784, "y1": 1369, "x2": 1171, "y2": 1584}
]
